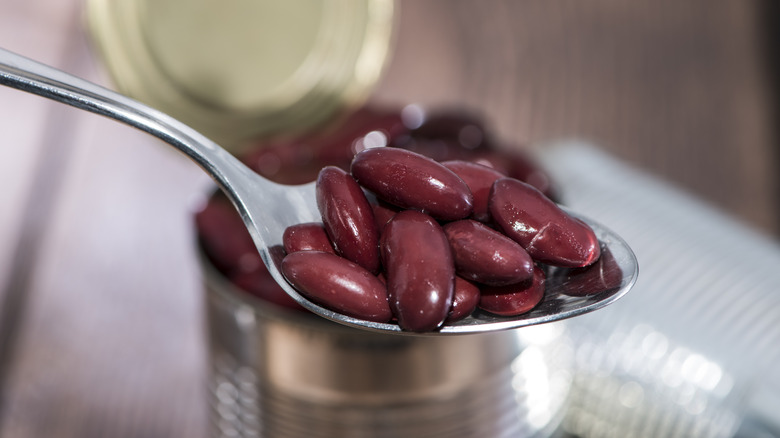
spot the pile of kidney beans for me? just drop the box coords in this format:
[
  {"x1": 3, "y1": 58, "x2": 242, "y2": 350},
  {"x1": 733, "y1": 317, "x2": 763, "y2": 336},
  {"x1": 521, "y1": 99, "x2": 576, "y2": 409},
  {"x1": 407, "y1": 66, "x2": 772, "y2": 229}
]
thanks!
[{"x1": 196, "y1": 104, "x2": 604, "y2": 332}]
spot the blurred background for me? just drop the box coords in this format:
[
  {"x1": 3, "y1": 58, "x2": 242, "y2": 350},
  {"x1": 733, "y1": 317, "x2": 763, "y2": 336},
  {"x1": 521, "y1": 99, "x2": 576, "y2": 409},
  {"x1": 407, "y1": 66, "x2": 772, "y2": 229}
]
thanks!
[
  {"x1": 0, "y1": 0, "x2": 778, "y2": 437},
  {"x1": 376, "y1": 1, "x2": 779, "y2": 236}
]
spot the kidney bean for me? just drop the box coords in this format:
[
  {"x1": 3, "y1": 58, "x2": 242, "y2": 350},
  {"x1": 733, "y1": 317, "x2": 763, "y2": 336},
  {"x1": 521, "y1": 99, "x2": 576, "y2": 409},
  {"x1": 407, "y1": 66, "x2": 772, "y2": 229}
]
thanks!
[
  {"x1": 407, "y1": 109, "x2": 493, "y2": 151},
  {"x1": 446, "y1": 276, "x2": 480, "y2": 323},
  {"x1": 381, "y1": 210, "x2": 455, "y2": 332},
  {"x1": 371, "y1": 200, "x2": 400, "y2": 232},
  {"x1": 200, "y1": 104, "x2": 622, "y2": 330},
  {"x1": 392, "y1": 137, "x2": 476, "y2": 163},
  {"x1": 195, "y1": 194, "x2": 260, "y2": 276},
  {"x1": 241, "y1": 107, "x2": 408, "y2": 177},
  {"x1": 442, "y1": 160, "x2": 506, "y2": 222},
  {"x1": 443, "y1": 219, "x2": 534, "y2": 286},
  {"x1": 281, "y1": 251, "x2": 392, "y2": 323},
  {"x1": 316, "y1": 166, "x2": 380, "y2": 273},
  {"x1": 312, "y1": 107, "x2": 409, "y2": 167},
  {"x1": 548, "y1": 245, "x2": 623, "y2": 297},
  {"x1": 240, "y1": 140, "x2": 322, "y2": 185},
  {"x1": 489, "y1": 177, "x2": 600, "y2": 268},
  {"x1": 476, "y1": 149, "x2": 558, "y2": 201},
  {"x1": 479, "y1": 266, "x2": 546, "y2": 316},
  {"x1": 351, "y1": 147, "x2": 474, "y2": 221},
  {"x1": 230, "y1": 265, "x2": 305, "y2": 312},
  {"x1": 283, "y1": 222, "x2": 335, "y2": 254}
]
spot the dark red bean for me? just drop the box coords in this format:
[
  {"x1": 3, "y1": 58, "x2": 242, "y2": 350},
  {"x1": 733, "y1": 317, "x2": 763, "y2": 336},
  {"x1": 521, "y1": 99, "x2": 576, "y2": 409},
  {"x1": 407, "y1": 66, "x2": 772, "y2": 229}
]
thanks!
[
  {"x1": 443, "y1": 220, "x2": 534, "y2": 286},
  {"x1": 476, "y1": 149, "x2": 558, "y2": 201},
  {"x1": 195, "y1": 194, "x2": 260, "y2": 276},
  {"x1": 283, "y1": 222, "x2": 335, "y2": 254},
  {"x1": 479, "y1": 266, "x2": 546, "y2": 316},
  {"x1": 381, "y1": 210, "x2": 455, "y2": 332},
  {"x1": 240, "y1": 141, "x2": 321, "y2": 184},
  {"x1": 392, "y1": 137, "x2": 475, "y2": 163},
  {"x1": 446, "y1": 277, "x2": 480, "y2": 323},
  {"x1": 281, "y1": 251, "x2": 392, "y2": 322},
  {"x1": 351, "y1": 147, "x2": 474, "y2": 221},
  {"x1": 313, "y1": 107, "x2": 408, "y2": 167},
  {"x1": 489, "y1": 178, "x2": 600, "y2": 268},
  {"x1": 241, "y1": 107, "x2": 408, "y2": 178},
  {"x1": 230, "y1": 265, "x2": 306, "y2": 312},
  {"x1": 316, "y1": 166, "x2": 380, "y2": 273},
  {"x1": 408, "y1": 110, "x2": 493, "y2": 151},
  {"x1": 442, "y1": 160, "x2": 506, "y2": 222},
  {"x1": 371, "y1": 200, "x2": 400, "y2": 232},
  {"x1": 548, "y1": 246, "x2": 623, "y2": 297}
]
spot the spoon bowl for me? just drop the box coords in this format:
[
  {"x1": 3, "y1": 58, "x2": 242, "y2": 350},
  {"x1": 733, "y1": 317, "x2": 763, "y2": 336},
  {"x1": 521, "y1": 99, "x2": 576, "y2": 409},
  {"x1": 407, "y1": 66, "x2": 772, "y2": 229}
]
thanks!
[{"x1": 0, "y1": 48, "x2": 638, "y2": 334}]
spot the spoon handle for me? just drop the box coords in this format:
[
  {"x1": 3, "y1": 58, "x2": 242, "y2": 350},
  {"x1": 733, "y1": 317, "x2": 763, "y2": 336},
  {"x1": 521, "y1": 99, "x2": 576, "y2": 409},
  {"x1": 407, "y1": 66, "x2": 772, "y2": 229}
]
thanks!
[{"x1": 0, "y1": 47, "x2": 265, "y2": 206}]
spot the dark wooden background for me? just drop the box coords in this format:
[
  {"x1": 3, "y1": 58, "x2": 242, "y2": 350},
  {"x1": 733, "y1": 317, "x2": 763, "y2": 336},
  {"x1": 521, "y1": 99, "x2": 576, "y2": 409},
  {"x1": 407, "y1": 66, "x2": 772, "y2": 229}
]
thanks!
[{"x1": 0, "y1": 1, "x2": 777, "y2": 437}]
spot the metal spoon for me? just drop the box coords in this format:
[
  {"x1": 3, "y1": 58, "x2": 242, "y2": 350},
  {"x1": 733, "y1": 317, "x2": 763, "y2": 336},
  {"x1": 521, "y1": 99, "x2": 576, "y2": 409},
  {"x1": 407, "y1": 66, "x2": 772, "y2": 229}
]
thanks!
[{"x1": 0, "y1": 47, "x2": 638, "y2": 335}]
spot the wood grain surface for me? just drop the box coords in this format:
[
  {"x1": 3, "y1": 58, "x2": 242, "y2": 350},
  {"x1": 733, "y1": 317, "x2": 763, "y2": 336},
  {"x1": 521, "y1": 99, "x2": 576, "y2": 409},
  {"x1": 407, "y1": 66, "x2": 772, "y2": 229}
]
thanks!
[{"x1": 0, "y1": 1, "x2": 777, "y2": 437}]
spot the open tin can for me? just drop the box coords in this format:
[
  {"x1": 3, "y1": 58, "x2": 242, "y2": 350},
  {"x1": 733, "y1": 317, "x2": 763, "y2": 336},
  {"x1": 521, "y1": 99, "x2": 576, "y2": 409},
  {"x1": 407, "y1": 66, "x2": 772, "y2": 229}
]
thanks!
[{"x1": 202, "y1": 251, "x2": 574, "y2": 437}]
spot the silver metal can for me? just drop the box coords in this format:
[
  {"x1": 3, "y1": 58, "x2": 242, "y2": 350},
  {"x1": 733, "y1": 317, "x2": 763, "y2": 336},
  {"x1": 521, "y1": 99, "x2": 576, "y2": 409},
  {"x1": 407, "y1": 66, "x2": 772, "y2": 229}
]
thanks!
[{"x1": 202, "y1": 255, "x2": 574, "y2": 438}]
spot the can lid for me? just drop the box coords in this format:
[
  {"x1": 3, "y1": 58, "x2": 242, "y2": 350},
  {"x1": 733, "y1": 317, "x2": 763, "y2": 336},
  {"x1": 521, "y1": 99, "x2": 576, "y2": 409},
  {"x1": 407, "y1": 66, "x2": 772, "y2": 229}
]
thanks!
[{"x1": 86, "y1": 0, "x2": 395, "y2": 149}]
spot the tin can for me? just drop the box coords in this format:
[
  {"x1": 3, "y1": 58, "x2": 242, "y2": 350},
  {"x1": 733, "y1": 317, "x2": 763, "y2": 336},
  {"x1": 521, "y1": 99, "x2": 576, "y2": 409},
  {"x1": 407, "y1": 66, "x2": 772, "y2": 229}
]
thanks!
[{"x1": 202, "y1": 254, "x2": 574, "y2": 437}]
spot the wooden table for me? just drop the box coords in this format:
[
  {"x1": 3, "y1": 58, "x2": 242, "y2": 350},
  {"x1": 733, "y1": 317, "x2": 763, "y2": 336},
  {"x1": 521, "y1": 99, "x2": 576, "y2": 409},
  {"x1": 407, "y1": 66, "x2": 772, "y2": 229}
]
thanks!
[{"x1": 0, "y1": 1, "x2": 777, "y2": 437}]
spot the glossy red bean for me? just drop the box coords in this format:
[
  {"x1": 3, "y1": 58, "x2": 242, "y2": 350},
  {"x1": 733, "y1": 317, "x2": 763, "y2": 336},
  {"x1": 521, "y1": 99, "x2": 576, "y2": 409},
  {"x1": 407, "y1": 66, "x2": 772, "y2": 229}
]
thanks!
[
  {"x1": 446, "y1": 276, "x2": 480, "y2": 323},
  {"x1": 549, "y1": 246, "x2": 623, "y2": 297},
  {"x1": 381, "y1": 210, "x2": 455, "y2": 332},
  {"x1": 371, "y1": 201, "x2": 399, "y2": 232},
  {"x1": 489, "y1": 178, "x2": 600, "y2": 268},
  {"x1": 479, "y1": 266, "x2": 546, "y2": 316},
  {"x1": 443, "y1": 220, "x2": 534, "y2": 286},
  {"x1": 316, "y1": 166, "x2": 380, "y2": 273},
  {"x1": 281, "y1": 251, "x2": 392, "y2": 322},
  {"x1": 351, "y1": 147, "x2": 474, "y2": 221},
  {"x1": 283, "y1": 222, "x2": 335, "y2": 254},
  {"x1": 442, "y1": 160, "x2": 506, "y2": 222}
]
